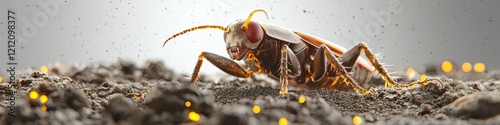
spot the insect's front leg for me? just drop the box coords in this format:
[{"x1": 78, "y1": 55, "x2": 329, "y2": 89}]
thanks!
[{"x1": 191, "y1": 52, "x2": 254, "y2": 84}]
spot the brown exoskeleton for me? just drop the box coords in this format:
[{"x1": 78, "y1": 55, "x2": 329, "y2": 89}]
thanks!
[{"x1": 163, "y1": 9, "x2": 442, "y2": 94}]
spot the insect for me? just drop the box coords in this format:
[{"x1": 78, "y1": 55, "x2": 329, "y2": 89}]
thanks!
[{"x1": 163, "y1": 9, "x2": 442, "y2": 94}]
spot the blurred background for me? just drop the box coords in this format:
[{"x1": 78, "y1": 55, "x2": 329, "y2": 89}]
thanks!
[{"x1": 1, "y1": 0, "x2": 499, "y2": 81}]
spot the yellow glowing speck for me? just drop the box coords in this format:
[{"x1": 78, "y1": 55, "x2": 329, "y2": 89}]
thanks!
[
  {"x1": 406, "y1": 67, "x2": 415, "y2": 77},
  {"x1": 253, "y1": 105, "x2": 261, "y2": 114},
  {"x1": 41, "y1": 105, "x2": 47, "y2": 111},
  {"x1": 474, "y1": 62, "x2": 486, "y2": 73},
  {"x1": 29, "y1": 91, "x2": 39, "y2": 100},
  {"x1": 462, "y1": 62, "x2": 472, "y2": 72},
  {"x1": 54, "y1": 61, "x2": 61, "y2": 68},
  {"x1": 441, "y1": 61, "x2": 453, "y2": 73},
  {"x1": 40, "y1": 65, "x2": 48, "y2": 73},
  {"x1": 409, "y1": 84, "x2": 416, "y2": 88},
  {"x1": 188, "y1": 111, "x2": 200, "y2": 122},
  {"x1": 185, "y1": 101, "x2": 192, "y2": 108},
  {"x1": 279, "y1": 118, "x2": 288, "y2": 125},
  {"x1": 40, "y1": 95, "x2": 48, "y2": 104},
  {"x1": 0, "y1": 76, "x2": 2, "y2": 83},
  {"x1": 299, "y1": 95, "x2": 306, "y2": 104},
  {"x1": 353, "y1": 115, "x2": 363, "y2": 125},
  {"x1": 419, "y1": 74, "x2": 427, "y2": 81}
]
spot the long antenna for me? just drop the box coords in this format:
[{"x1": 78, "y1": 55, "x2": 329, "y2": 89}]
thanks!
[
  {"x1": 163, "y1": 25, "x2": 230, "y2": 47},
  {"x1": 241, "y1": 9, "x2": 269, "y2": 31}
]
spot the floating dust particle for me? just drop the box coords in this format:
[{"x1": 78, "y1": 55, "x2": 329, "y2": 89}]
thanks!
[
  {"x1": 185, "y1": 101, "x2": 192, "y2": 108},
  {"x1": 420, "y1": 74, "x2": 427, "y2": 81},
  {"x1": 41, "y1": 65, "x2": 49, "y2": 73},
  {"x1": 29, "y1": 91, "x2": 39, "y2": 100},
  {"x1": 40, "y1": 95, "x2": 48, "y2": 104},
  {"x1": 42, "y1": 105, "x2": 47, "y2": 111},
  {"x1": 474, "y1": 62, "x2": 486, "y2": 72},
  {"x1": 188, "y1": 111, "x2": 200, "y2": 122},
  {"x1": 299, "y1": 95, "x2": 306, "y2": 104},
  {"x1": 279, "y1": 117, "x2": 288, "y2": 125},
  {"x1": 406, "y1": 67, "x2": 415, "y2": 77},
  {"x1": 442, "y1": 61, "x2": 453, "y2": 73},
  {"x1": 462, "y1": 62, "x2": 472, "y2": 72},
  {"x1": 353, "y1": 115, "x2": 363, "y2": 125},
  {"x1": 54, "y1": 61, "x2": 61, "y2": 68},
  {"x1": 253, "y1": 105, "x2": 261, "y2": 114}
]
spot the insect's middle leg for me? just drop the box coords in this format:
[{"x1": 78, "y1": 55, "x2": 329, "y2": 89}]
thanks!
[
  {"x1": 348, "y1": 42, "x2": 443, "y2": 89},
  {"x1": 191, "y1": 52, "x2": 254, "y2": 84}
]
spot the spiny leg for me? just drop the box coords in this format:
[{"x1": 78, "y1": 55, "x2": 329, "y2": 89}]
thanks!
[
  {"x1": 313, "y1": 44, "x2": 376, "y2": 94},
  {"x1": 279, "y1": 45, "x2": 290, "y2": 94},
  {"x1": 353, "y1": 42, "x2": 443, "y2": 89},
  {"x1": 191, "y1": 52, "x2": 254, "y2": 84}
]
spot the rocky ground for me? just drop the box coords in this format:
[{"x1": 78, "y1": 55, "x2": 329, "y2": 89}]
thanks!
[{"x1": 1, "y1": 60, "x2": 500, "y2": 125}]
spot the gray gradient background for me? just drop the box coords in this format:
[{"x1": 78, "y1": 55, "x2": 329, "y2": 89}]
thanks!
[{"x1": 1, "y1": 0, "x2": 499, "y2": 77}]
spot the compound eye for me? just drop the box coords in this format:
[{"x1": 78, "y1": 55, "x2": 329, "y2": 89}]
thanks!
[{"x1": 245, "y1": 21, "x2": 263, "y2": 43}]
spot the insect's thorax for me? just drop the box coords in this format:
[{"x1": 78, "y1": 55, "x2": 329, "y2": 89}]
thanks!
[{"x1": 244, "y1": 36, "x2": 280, "y2": 76}]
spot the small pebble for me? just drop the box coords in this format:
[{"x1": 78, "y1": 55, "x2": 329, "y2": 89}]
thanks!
[
  {"x1": 418, "y1": 104, "x2": 432, "y2": 115},
  {"x1": 434, "y1": 113, "x2": 448, "y2": 120},
  {"x1": 364, "y1": 114, "x2": 376, "y2": 122}
]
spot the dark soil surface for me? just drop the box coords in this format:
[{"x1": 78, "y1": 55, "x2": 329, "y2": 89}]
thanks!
[{"x1": 2, "y1": 60, "x2": 500, "y2": 125}]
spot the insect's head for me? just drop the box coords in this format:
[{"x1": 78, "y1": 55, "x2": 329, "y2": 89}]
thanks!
[
  {"x1": 224, "y1": 9, "x2": 268, "y2": 60},
  {"x1": 162, "y1": 9, "x2": 268, "y2": 61}
]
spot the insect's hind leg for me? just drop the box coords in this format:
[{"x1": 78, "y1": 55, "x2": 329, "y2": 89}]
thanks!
[
  {"x1": 312, "y1": 44, "x2": 376, "y2": 94},
  {"x1": 352, "y1": 42, "x2": 443, "y2": 89}
]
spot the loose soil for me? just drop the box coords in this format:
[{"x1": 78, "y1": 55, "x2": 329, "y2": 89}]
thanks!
[{"x1": 1, "y1": 60, "x2": 500, "y2": 125}]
